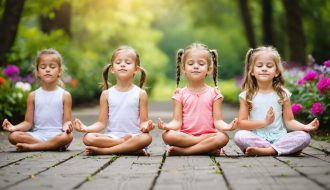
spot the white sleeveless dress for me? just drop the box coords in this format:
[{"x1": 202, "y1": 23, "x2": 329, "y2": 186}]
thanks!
[
  {"x1": 28, "y1": 87, "x2": 65, "y2": 141},
  {"x1": 105, "y1": 85, "x2": 141, "y2": 139}
]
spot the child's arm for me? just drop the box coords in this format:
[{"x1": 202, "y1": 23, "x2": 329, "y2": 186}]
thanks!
[
  {"x1": 238, "y1": 98, "x2": 274, "y2": 130},
  {"x1": 2, "y1": 92, "x2": 35, "y2": 132},
  {"x1": 62, "y1": 91, "x2": 73, "y2": 134},
  {"x1": 74, "y1": 90, "x2": 109, "y2": 133},
  {"x1": 283, "y1": 99, "x2": 319, "y2": 132},
  {"x1": 157, "y1": 100, "x2": 182, "y2": 131},
  {"x1": 139, "y1": 90, "x2": 154, "y2": 133},
  {"x1": 213, "y1": 98, "x2": 238, "y2": 131}
]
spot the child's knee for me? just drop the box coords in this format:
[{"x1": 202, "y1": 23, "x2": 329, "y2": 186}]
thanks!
[
  {"x1": 8, "y1": 131, "x2": 22, "y2": 144},
  {"x1": 233, "y1": 130, "x2": 248, "y2": 145},
  {"x1": 140, "y1": 133, "x2": 152, "y2": 146},
  {"x1": 215, "y1": 133, "x2": 229, "y2": 146},
  {"x1": 162, "y1": 130, "x2": 176, "y2": 144},
  {"x1": 64, "y1": 132, "x2": 73, "y2": 143},
  {"x1": 83, "y1": 133, "x2": 95, "y2": 146}
]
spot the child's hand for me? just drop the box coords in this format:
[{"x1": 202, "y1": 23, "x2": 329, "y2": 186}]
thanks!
[
  {"x1": 141, "y1": 120, "x2": 154, "y2": 133},
  {"x1": 157, "y1": 118, "x2": 168, "y2": 131},
  {"x1": 62, "y1": 121, "x2": 73, "y2": 134},
  {"x1": 228, "y1": 118, "x2": 238, "y2": 131},
  {"x1": 2, "y1": 119, "x2": 15, "y2": 132},
  {"x1": 74, "y1": 119, "x2": 87, "y2": 132},
  {"x1": 304, "y1": 118, "x2": 319, "y2": 132},
  {"x1": 265, "y1": 107, "x2": 275, "y2": 125}
]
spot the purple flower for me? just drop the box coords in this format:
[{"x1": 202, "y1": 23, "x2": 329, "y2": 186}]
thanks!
[
  {"x1": 9, "y1": 75, "x2": 21, "y2": 83},
  {"x1": 324, "y1": 60, "x2": 330, "y2": 67},
  {"x1": 3, "y1": 65, "x2": 19, "y2": 77},
  {"x1": 22, "y1": 74, "x2": 36, "y2": 84},
  {"x1": 291, "y1": 104, "x2": 303, "y2": 115},
  {"x1": 311, "y1": 102, "x2": 324, "y2": 117},
  {"x1": 317, "y1": 77, "x2": 330, "y2": 94},
  {"x1": 303, "y1": 70, "x2": 319, "y2": 82},
  {"x1": 297, "y1": 78, "x2": 304, "y2": 86}
]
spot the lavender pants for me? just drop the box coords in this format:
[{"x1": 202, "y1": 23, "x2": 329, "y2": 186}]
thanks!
[{"x1": 234, "y1": 130, "x2": 311, "y2": 156}]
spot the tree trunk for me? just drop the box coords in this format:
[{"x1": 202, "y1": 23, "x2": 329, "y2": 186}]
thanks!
[
  {"x1": 0, "y1": 0, "x2": 25, "y2": 66},
  {"x1": 262, "y1": 0, "x2": 274, "y2": 46},
  {"x1": 40, "y1": 2, "x2": 71, "y2": 37},
  {"x1": 282, "y1": 0, "x2": 306, "y2": 65},
  {"x1": 238, "y1": 0, "x2": 256, "y2": 48}
]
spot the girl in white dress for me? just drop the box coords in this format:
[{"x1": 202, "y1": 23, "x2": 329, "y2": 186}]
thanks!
[
  {"x1": 2, "y1": 48, "x2": 73, "y2": 151},
  {"x1": 74, "y1": 46, "x2": 153, "y2": 155}
]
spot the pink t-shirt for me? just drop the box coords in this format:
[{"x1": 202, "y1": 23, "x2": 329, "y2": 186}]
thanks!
[{"x1": 172, "y1": 86, "x2": 223, "y2": 136}]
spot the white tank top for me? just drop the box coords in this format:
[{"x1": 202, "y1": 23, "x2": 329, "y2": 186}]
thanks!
[
  {"x1": 106, "y1": 85, "x2": 140, "y2": 135},
  {"x1": 33, "y1": 87, "x2": 64, "y2": 132}
]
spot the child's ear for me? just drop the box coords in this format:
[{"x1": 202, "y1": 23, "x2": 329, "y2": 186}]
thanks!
[
  {"x1": 135, "y1": 66, "x2": 141, "y2": 74},
  {"x1": 275, "y1": 71, "x2": 279, "y2": 77},
  {"x1": 207, "y1": 66, "x2": 213, "y2": 75}
]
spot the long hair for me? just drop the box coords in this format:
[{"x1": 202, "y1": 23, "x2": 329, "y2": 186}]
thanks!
[
  {"x1": 35, "y1": 48, "x2": 65, "y2": 87},
  {"x1": 102, "y1": 46, "x2": 147, "y2": 90},
  {"x1": 241, "y1": 46, "x2": 287, "y2": 113},
  {"x1": 175, "y1": 43, "x2": 218, "y2": 88}
]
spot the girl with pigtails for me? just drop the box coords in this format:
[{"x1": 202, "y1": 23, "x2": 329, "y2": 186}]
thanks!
[
  {"x1": 157, "y1": 43, "x2": 238, "y2": 156},
  {"x1": 74, "y1": 46, "x2": 154, "y2": 156}
]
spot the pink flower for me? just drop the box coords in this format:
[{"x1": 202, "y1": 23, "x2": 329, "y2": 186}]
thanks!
[
  {"x1": 291, "y1": 104, "x2": 302, "y2": 115},
  {"x1": 324, "y1": 60, "x2": 330, "y2": 67},
  {"x1": 303, "y1": 70, "x2": 318, "y2": 82},
  {"x1": 317, "y1": 77, "x2": 330, "y2": 94},
  {"x1": 3, "y1": 65, "x2": 19, "y2": 77},
  {"x1": 311, "y1": 102, "x2": 324, "y2": 117},
  {"x1": 297, "y1": 78, "x2": 304, "y2": 86}
]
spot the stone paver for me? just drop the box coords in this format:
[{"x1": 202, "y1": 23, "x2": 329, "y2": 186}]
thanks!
[{"x1": 0, "y1": 101, "x2": 329, "y2": 190}]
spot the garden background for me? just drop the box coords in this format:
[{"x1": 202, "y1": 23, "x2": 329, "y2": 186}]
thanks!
[{"x1": 0, "y1": 0, "x2": 329, "y2": 130}]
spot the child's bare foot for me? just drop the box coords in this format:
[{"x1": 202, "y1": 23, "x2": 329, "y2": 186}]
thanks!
[
  {"x1": 16, "y1": 143, "x2": 32, "y2": 152},
  {"x1": 167, "y1": 146, "x2": 184, "y2": 156},
  {"x1": 209, "y1": 148, "x2": 225, "y2": 156},
  {"x1": 245, "y1": 147, "x2": 276, "y2": 156},
  {"x1": 85, "y1": 146, "x2": 104, "y2": 155},
  {"x1": 131, "y1": 148, "x2": 149, "y2": 156}
]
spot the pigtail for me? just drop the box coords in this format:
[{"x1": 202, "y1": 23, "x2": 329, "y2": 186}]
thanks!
[
  {"x1": 102, "y1": 64, "x2": 112, "y2": 90},
  {"x1": 241, "y1": 48, "x2": 256, "y2": 113},
  {"x1": 210, "y1": 49, "x2": 218, "y2": 87},
  {"x1": 242, "y1": 48, "x2": 254, "y2": 90},
  {"x1": 176, "y1": 49, "x2": 184, "y2": 88},
  {"x1": 139, "y1": 67, "x2": 147, "y2": 88}
]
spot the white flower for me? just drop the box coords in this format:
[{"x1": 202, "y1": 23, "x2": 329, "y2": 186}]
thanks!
[{"x1": 15, "y1": 82, "x2": 31, "y2": 91}]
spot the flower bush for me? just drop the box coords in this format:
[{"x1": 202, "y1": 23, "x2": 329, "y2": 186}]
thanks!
[
  {"x1": 286, "y1": 60, "x2": 330, "y2": 129},
  {"x1": 0, "y1": 65, "x2": 35, "y2": 124}
]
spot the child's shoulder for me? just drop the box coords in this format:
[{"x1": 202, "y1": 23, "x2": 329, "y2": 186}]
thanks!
[{"x1": 238, "y1": 90, "x2": 247, "y2": 99}]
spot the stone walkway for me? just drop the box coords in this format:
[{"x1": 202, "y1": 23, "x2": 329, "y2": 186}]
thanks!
[{"x1": 0, "y1": 101, "x2": 329, "y2": 190}]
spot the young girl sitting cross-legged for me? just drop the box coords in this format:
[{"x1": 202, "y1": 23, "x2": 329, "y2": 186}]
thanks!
[
  {"x1": 158, "y1": 43, "x2": 238, "y2": 156},
  {"x1": 234, "y1": 46, "x2": 319, "y2": 156},
  {"x1": 2, "y1": 48, "x2": 73, "y2": 152},
  {"x1": 74, "y1": 46, "x2": 154, "y2": 156}
]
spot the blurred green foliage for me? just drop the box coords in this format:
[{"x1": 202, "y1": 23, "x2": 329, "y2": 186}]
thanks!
[{"x1": 1, "y1": 0, "x2": 329, "y2": 105}]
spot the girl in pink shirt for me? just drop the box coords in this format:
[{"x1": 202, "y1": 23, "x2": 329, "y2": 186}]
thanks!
[{"x1": 158, "y1": 43, "x2": 238, "y2": 156}]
